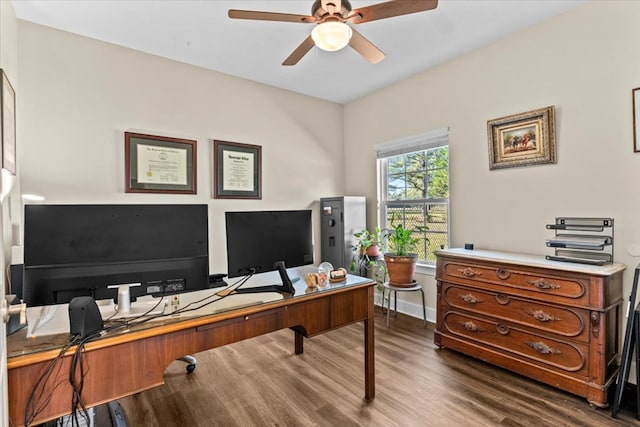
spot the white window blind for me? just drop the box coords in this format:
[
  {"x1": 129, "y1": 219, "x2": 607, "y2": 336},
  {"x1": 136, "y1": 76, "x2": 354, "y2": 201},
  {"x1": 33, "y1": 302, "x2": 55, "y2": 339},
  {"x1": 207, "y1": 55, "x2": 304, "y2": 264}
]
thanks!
[{"x1": 374, "y1": 127, "x2": 449, "y2": 159}]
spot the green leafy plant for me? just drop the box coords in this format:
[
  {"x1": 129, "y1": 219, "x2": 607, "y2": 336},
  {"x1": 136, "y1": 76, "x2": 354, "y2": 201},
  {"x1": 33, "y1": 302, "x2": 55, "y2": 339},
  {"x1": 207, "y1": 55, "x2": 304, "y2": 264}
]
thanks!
[
  {"x1": 353, "y1": 227, "x2": 384, "y2": 254},
  {"x1": 372, "y1": 262, "x2": 387, "y2": 306},
  {"x1": 350, "y1": 226, "x2": 386, "y2": 277},
  {"x1": 349, "y1": 227, "x2": 388, "y2": 306},
  {"x1": 386, "y1": 222, "x2": 421, "y2": 256},
  {"x1": 352, "y1": 229, "x2": 375, "y2": 254}
]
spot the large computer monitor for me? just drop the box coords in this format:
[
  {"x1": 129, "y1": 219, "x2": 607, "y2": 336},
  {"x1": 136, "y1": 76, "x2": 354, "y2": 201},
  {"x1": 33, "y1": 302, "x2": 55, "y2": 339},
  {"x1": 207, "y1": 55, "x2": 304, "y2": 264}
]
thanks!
[
  {"x1": 225, "y1": 210, "x2": 313, "y2": 293},
  {"x1": 23, "y1": 204, "x2": 210, "y2": 309}
]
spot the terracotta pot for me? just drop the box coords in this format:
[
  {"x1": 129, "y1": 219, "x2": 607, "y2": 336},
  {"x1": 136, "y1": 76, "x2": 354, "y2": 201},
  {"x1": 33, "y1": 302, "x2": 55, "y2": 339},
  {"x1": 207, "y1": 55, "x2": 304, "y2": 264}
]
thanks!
[
  {"x1": 384, "y1": 253, "x2": 417, "y2": 287},
  {"x1": 366, "y1": 243, "x2": 381, "y2": 257}
]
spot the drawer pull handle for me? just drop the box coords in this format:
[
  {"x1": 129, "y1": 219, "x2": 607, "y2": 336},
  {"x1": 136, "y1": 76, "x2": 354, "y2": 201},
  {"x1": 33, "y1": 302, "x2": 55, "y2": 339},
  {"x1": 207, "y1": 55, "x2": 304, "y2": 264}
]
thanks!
[
  {"x1": 458, "y1": 267, "x2": 481, "y2": 278},
  {"x1": 527, "y1": 278, "x2": 561, "y2": 290},
  {"x1": 461, "y1": 294, "x2": 480, "y2": 304},
  {"x1": 496, "y1": 324, "x2": 510, "y2": 335},
  {"x1": 463, "y1": 321, "x2": 482, "y2": 332},
  {"x1": 591, "y1": 312, "x2": 600, "y2": 337},
  {"x1": 495, "y1": 294, "x2": 509, "y2": 305},
  {"x1": 529, "y1": 310, "x2": 558, "y2": 322},
  {"x1": 526, "y1": 341, "x2": 562, "y2": 355},
  {"x1": 496, "y1": 268, "x2": 511, "y2": 280}
]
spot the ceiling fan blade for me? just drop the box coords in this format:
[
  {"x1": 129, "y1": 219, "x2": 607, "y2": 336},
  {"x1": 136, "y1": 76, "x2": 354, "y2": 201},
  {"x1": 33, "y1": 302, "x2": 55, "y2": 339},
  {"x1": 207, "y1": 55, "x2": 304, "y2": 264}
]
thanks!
[
  {"x1": 348, "y1": 0, "x2": 438, "y2": 24},
  {"x1": 228, "y1": 10, "x2": 315, "y2": 24},
  {"x1": 349, "y1": 28, "x2": 385, "y2": 64},
  {"x1": 282, "y1": 35, "x2": 316, "y2": 66}
]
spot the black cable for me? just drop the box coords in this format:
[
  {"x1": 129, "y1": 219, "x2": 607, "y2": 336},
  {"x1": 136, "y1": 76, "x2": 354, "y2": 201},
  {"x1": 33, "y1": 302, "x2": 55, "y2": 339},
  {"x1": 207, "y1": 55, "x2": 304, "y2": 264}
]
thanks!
[
  {"x1": 67, "y1": 330, "x2": 101, "y2": 427},
  {"x1": 23, "y1": 335, "x2": 81, "y2": 426},
  {"x1": 22, "y1": 272, "x2": 257, "y2": 426},
  {"x1": 56, "y1": 275, "x2": 257, "y2": 425},
  {"x1": 102, "y1": 285, "x2": 170, "y2": 331},
  {"x1": 120, "y1": 271, "x2": 255, "y2": 329},
  {"x1": 157, "y1": 271, "x2": 255, "y2": 315}
]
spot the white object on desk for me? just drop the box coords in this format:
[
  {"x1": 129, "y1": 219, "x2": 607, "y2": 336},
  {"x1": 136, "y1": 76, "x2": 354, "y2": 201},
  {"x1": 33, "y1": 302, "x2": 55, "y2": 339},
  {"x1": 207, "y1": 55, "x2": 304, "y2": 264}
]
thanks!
[{"x1": 27, "y1": 305, "x2": 69, "y2": 337}]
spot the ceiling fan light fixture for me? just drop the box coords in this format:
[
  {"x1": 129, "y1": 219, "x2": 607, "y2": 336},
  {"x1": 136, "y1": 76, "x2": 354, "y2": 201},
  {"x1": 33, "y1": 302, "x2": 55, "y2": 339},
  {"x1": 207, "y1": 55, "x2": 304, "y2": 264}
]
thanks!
[{"x1": 311, "y1": 21, "x2": 352, "y2": 52}]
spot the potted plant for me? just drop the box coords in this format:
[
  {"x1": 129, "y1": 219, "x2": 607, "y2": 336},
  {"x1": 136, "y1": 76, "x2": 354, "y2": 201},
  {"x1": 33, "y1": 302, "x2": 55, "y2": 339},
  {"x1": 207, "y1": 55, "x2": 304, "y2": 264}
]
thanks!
[
  {"x1": 383, "y1": 222, "x2": 422, "y2": 287},
  {"x1": 350, "y1": 227, "x2": 383, "y2": 276},
  {"x1": 350, "y1": 227, "x2": 388, "y2": 305},
  {"x1": 357, "y1": 227, "x2": 384, "y2": 256}
]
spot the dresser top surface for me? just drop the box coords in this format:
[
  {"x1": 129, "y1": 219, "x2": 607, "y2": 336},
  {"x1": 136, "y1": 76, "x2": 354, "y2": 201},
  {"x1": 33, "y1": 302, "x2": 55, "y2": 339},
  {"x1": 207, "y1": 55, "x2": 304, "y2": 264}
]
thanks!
[{"x1": 435, "y1": 248, "x2": 626, "y2": 276}]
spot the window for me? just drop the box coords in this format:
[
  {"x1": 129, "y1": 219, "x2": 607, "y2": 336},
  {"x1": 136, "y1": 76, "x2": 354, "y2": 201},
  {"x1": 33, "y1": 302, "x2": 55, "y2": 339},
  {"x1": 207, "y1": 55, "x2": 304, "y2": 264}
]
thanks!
[{"x1": 376, "y1": 128, "x2": 449, "y2": 265}]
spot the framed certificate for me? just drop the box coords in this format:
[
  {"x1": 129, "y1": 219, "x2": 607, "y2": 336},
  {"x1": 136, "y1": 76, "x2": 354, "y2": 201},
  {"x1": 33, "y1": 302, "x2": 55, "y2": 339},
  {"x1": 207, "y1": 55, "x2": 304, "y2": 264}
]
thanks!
[
  {"x1": 213, "y1": 140, "x2": 262, "y2": 199},
  {"x1": 125, "y1": 132, "x2": 197, "y2": 194},
  {"x1": 1, "y1": 69, "x2": 16, "y2": 175}
]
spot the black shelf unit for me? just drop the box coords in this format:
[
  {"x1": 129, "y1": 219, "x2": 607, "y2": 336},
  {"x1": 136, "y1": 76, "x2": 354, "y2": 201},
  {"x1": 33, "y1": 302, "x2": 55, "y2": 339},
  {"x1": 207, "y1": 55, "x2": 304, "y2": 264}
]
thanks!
[{"x1": 545, "y1": 217, "x2": 613, "y2": 266}]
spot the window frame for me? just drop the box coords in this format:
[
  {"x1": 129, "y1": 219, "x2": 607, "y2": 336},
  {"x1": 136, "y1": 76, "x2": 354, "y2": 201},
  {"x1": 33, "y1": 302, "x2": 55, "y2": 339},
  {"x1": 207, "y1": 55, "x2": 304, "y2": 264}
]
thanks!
[{"x1": 376, "y1": 128, "x2": 450, "y2": 269}]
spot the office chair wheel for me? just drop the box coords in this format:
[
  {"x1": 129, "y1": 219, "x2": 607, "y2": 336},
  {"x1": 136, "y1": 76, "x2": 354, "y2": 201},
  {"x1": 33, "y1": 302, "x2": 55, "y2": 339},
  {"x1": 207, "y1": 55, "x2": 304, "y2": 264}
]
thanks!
[{"x1": 178, "y1": 355, "x2": 197, "y2": 374}]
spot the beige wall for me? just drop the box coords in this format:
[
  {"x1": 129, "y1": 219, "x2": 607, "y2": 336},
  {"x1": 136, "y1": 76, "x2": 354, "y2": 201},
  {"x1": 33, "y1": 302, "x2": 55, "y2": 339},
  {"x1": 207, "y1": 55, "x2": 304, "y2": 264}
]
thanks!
[
  {"x1": 0, "y1": 0, "x2": 17, "y2": 76},
  {"x1": 1, "y1": 0, "x2": 18, "y2": 268},
  {"x1": 17, "y1": 21, "x2": 345, "y2": 274},
  {"x1": 344, "y1": 1, "x2": 640, "y2": 316},
  {"x1": 0, "y1": 0, "x2": 18, "y2": 423}
]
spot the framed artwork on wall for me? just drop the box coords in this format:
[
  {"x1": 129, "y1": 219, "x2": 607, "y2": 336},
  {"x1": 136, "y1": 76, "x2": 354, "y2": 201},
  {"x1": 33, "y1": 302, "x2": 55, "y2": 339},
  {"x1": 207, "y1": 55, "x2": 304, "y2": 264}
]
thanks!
[
  {"x1": 125, "y1": 132, "x2": 197, "y2": 194},
  {"x1": 633, "y1": 87, "x2": 640, "y2": 152},
  {"x1": 213, "y1": 140, "x2": 262, "y2": 199},
  {"x1": 1, "y1": 69, "x2": 16, "y2": 175},
  {"x1": 487, "y1": 105, "x2": 556, "y2": 170}
]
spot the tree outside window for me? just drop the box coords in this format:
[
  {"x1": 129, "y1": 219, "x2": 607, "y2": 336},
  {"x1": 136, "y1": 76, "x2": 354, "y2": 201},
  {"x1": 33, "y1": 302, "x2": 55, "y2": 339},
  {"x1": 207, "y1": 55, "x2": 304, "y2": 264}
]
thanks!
[{"x1": 381, "y1": 145, "x2": 449, "y2": 264}]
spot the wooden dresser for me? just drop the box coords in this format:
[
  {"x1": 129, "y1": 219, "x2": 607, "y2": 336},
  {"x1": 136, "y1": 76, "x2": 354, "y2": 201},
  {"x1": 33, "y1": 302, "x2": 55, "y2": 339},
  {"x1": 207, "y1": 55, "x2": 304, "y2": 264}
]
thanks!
[{"x1": 434, "y1": 248, "x2": 625, "y2": 407}]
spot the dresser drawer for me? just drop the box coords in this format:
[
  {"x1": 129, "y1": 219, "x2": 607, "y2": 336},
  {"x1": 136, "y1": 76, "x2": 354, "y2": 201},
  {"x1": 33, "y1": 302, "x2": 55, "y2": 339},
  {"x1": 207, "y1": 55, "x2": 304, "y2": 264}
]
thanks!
[
  {"x1": 440, "y1": 260, "x2": 588, "y2": 306},
  {"x1": 442, "y1": 283, "x2": 588, "y2": 341},
  {"x1": 435, "y1": 249, "x2": 625, "y2": 407},
  {"x1": 442, "y1": 311, "x2": 588, "y2": 376}
]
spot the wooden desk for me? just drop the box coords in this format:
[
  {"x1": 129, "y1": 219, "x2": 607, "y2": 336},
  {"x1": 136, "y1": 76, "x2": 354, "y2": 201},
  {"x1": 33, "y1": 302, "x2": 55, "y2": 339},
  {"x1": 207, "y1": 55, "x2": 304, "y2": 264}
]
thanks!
[{"x1": 8, "y1": 275, "x2": 375, "y2": 426}]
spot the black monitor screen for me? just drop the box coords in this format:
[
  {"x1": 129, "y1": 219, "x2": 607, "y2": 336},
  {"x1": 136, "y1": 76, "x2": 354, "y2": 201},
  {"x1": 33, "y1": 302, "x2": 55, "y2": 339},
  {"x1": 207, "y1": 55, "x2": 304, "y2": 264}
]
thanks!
[
  {"x1": 23, "y1": 204, "x2": 209, "y2": 306},
  {"x1": 225, "y1": 210, "x2": 313, "y2": 278}
]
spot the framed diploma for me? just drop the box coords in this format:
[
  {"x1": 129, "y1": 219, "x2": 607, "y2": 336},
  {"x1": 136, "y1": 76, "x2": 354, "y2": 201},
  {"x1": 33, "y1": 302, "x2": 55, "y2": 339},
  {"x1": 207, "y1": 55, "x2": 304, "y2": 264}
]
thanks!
[
  {"x1": 213, "y1": 140, "x2": 262, "y2": 199},
  {"x1": 1, "y1": 69, "x2": 16, "y2": 175},
  {"x1": 125, "y1": 132, "x2": 197, "y2": 194}
]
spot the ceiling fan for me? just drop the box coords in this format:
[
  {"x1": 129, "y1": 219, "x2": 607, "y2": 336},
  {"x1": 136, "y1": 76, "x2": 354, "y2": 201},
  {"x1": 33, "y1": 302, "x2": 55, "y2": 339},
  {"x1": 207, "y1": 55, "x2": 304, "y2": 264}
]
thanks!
[{"x1": 228, "y1": 0, "x2": 438, "y2": 66}]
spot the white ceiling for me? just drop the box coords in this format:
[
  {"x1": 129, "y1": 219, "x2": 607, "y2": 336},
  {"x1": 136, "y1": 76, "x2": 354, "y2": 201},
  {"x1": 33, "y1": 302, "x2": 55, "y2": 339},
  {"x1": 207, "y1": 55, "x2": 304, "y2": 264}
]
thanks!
[{"x1": 11, "y1": 0, "x2": 585, "y2": 104}]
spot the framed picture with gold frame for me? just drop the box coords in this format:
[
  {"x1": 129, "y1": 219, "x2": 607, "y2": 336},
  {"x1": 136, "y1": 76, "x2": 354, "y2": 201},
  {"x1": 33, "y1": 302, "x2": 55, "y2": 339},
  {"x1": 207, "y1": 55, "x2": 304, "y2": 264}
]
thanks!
[
  {"x1": 487, "y1": 106, "x2": 556, "y2": 170},
  {"x1": 125, "y1": 132, "x2": 197, "y2": 194}
]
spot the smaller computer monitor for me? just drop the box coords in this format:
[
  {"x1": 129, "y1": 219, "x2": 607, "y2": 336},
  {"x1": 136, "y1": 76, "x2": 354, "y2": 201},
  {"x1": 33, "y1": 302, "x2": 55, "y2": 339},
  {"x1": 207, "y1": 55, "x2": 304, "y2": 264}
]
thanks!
[{"x1": 225, "y1": 210, "x2": 314, "y2": 291}]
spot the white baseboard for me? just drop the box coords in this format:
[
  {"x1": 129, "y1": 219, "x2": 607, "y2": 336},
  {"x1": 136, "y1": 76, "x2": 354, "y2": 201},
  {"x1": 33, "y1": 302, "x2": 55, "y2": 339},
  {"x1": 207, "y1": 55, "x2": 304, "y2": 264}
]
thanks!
[{"x1": 375, "y1": 295, "x2": 435, "y2": 323}]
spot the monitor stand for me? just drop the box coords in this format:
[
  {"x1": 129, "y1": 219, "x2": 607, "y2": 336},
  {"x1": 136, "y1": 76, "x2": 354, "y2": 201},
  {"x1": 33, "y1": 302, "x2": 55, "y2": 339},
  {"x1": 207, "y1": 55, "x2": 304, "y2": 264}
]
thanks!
[
  {"x1": 100, "y1": 283, "x2": 165, "y2": 319},
  {"x1": 274, "y1": 261, "x2": 296, "y2": 294},
  {"x1": 108, "y1": 282, "x2": 140, "y2": 314},
  {"x1": 231, "y1": 261, "x2": 296, "y2": 296}
]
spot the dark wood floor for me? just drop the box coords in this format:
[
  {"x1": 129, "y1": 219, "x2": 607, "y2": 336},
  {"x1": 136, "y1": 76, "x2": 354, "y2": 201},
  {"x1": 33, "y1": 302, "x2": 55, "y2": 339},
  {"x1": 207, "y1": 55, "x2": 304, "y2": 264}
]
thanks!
[{"x1": 119, "y1": 310, "x2": 640, "y2": 426}]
